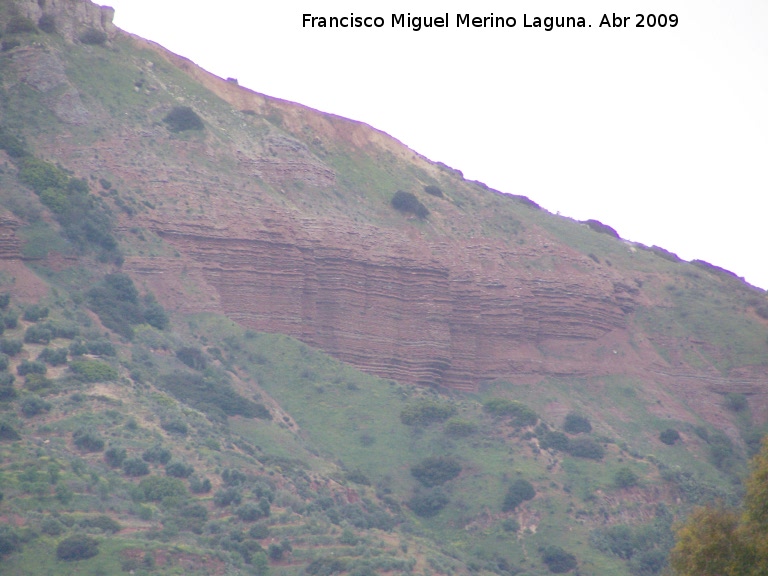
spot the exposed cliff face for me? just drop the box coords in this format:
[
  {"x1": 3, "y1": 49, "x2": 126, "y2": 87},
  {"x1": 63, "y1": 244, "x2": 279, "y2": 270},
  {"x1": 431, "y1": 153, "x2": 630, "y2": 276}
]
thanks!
[
  {"x1": 3, "y1": 1, "x2": 768, "y2": 423},
  {"x1": 7, "y1": 0, "x2": 115, "y2": 43}
]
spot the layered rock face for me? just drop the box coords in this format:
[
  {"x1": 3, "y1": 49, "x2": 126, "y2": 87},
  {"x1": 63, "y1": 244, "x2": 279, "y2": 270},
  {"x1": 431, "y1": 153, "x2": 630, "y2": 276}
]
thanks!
[
  {"x1": 10, "y1": 0, "x2": 115, "y2": 43},
  {"x1": 130, "y1": 217, "x2": 635, "y2": 391}
]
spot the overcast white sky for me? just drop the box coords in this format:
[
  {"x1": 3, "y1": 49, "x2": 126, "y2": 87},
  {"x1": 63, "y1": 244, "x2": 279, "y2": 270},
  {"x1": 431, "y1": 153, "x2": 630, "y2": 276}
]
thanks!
[{"x1": 105, "y1": 1, "x2": 768, "y2": 289}]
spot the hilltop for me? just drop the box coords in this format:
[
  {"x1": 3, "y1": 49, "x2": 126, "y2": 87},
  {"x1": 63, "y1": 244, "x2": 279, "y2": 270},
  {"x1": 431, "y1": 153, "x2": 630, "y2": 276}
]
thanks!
[{"x1": 0, "y1": 1, "x2": 767, "y2": 575}]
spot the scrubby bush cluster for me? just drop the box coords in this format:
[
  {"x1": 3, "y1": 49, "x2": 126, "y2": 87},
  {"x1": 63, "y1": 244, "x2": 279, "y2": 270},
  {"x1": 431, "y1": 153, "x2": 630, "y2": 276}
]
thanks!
[
  {"x1": 502, "y1": 479, "x2": 536, "y2": 511},
  {"x1": 18, "y1": 157, "x2": 120, "y2": 261},
  {"x1": 87, "y1": 273, "x2": 168, "y2": 338},
  {"x1": 391, "y1": 190, "x2": 429, "y2": 219},
  {"x1": 163, "y1": 106, "x2": 204, "y2": 132},
  {"x1": 159, "y1": 370, "x2": 268, "y2": 420},
  {"x1": 563, "y1": 412, "x2": 592, "y2": 434},
  {"x1": 410, "y1": 456, "x2": 462, "y2": 487},
  {"x1": 483, "y1": 398, "x2": 538, "y2": 427},
  {"x1": 400, "y1": 400, "x2": 456, "y2": 426},
  {"x1": 659, "y1": 428, "x2": 681, "y2": 445}
]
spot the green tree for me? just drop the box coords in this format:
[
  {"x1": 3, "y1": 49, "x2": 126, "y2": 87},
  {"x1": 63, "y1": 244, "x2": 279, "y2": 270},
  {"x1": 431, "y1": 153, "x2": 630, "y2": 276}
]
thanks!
[{"x1": 669, "y1": 438, "x2": 768, "y2": 575}]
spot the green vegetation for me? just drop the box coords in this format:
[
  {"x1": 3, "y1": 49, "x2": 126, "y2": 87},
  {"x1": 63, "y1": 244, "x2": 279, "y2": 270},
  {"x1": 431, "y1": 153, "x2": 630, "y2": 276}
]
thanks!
[
  {"x1": 540, "y1": 545, "x2": 578, "y2": 573},
  {"x1": 483, "y1": 397, "x2": 538, "y2": 426},
  {"x1": 391, "y1": 190, "x2": 429, "y2": 219},
  {"x1": 669, "y1": 439, "x2": 768, "y2": 575},
  {"x1": 410, "y1": 455, "x2": 462, "y2": 487},
  {"x1": 163, "y1": 105, "x2": 204, "y2": 132},
  {"x1": 400, "y1": 399, "x2": 456, "y2": 426},
  {"x1": 56, "y1": 534, "x2": 100, "y2": 561},
  {"x1": 70, "y1": 359, "x2": 117, "y2": 382},
  {"x1": 87, "y1": 272, "x2": 169, "y2": 338},
  {"x1": 564, "y1": 412, "x2": 593, "y2": 434},
  {"x1": 79, "y1": 27, "x2": 107, "y2": 45},
  {"x1": 502, "y1": 478, "x2": 536, "y2": 511},
  {"x1": 660, "y1": 428, "x2": 681, "y2": 445}
]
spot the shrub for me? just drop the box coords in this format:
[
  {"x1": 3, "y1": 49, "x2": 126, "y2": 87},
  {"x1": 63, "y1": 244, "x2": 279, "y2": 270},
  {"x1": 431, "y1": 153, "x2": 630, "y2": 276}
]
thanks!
[
  {"x1": 104, "y1": 446, "x2": 127, "y2": 468},
  {"x1": 17, "y1": 360, "x2": 47, "y2": 376},
  {"x1": 123, "y1": 458, "x2": 150, "y2": 477},
  {"x1": 408, "y1": 488, "x2": 449, "y2": 517},
  {"x1": 0, "y1": 130, "x2": 27, "y2": 158},
  {"x1": 137, "y1": 476, "x2": 187, "y2": 502},
  {"x1": 0, "y1": 381, "x2": 17, "y2": 402},
  {"x1": 87, "y1": 273, "x2": 167, "y2": 338},
  {"x1": 24, "y1": 325, "x2": 52, "y2": 344},
  {"x1": 40, "y1": 518, "x2": 64, "y2": 536},
  {"x1": 20, "y1": 395, "x2": 51, "y2": 417},
  {"x1": 214, "y1": 487, "x2": 242, "y2": 507},
  {"x1": 189, "y1": 476, "x2": 212, "y2": 494},
  {"x1": 159, "y1": 370, "x2": 264, "y2": 419},
  {"x1": 659, "y1": 428, "x2": 681, "y2": 445},
  {"x1": 410, "y1": 456, "x2": 462, "y2": 487},
  {"x1": 23, "y1": 304, "x2": 49, "y2": 322},
  {"x1": 0, "y1": 354, "x2": 8, "y2": 372},
  {"x1": 6, "y1": 15, "x2": 38, "y2": 34},
  {"x1": 483, "y1": 398, "x2": 538, "y2": 427},
  {"x1": 70, "y1": 359, "x2": 117, "y2": 382},
  {"x1": 142, "y1": 445, "x2": 172, "y2": 465},
  {"x1": 79, "y1": 515, "x2": 121, "y2": 533},
  {"x1": 163, "y1": 106, "x2": 204, "y2": 132},
  {"x1": 0, "y1": 338, "x2": 22, "y2": 356},
  {"x1": 79, "y1": 28, "x2": 107, "y2": 45},
  {"x1": 400, "y1": 400, "x2": 456, "y2": 426},
  {"x1": 391, "y1": 191, "x2": 429, "y2": 219},
  {"x1": 24, "y1": 373, "x2": 52, "y2": 391},
  {"x1": 0, "y1": 525, "x2": 22, "y2": 556},
  {"x1": 236, "y1": 503, "x2": 266, "y2": 522},
  {"x1": 444, "y1": 418, "x2": 477, "y2": 438},
  {"x1": 424, "y1": 185, "x2": 443, "y2": 197},
  {"x1": 56, "y1": 534, "x2": 99, "y2": 561},
  {"x1": 3, "y1": 311, "x2": 17, "y2": 329},
  {"x1": 161, "y1": 420, "x2": 188, "y2": 435},
  {"x1": 73, "y1": 427, "x2": 105, "y2": 452},
  {"x1": 69, "y1": 340, "x2": 88, "y2": 356},
  {"x1": 38, "y1": 14, "x2": 56, "y2": 33},
  {"x1": 540, "y1": 545, "x2": 577, "y2": 573},
  {"x1": 583, "y1": 219, "x2": 620, "y2": 238},
  {"x1": 566, "y1": 437, "x2": 605, "y2": 460},
  {"x1": 249, "y1": 523, "x2": 269, "y2": 539},
  {"x1": 1, "y1": 40, "x2": 21, "y2": 52},
  {"x1": 86, "y1": 339, "x2": 115, "y2": 356},
  {"x1": 614, "y1": 467, "x2": 639, "y2": 488},
  {"x1": 502, "y1": 518, "x2": 520, "y2": 532},
  {"x1": 725, "y1": 393, "x2": 748, "y2": 412},
  {"x1": 540, "y1": 431, "x2": 570, "y2": 452},
  {"x1": 563, "y1": 412, "x2": 592, "y2": 434},
  {"x1": 38, "y1": 347, "x2": 68, "y2": 366},
  {"x1": 503, "y1": 479, "x2": 536, "y2": 511},
  {"x1": 176, "y1": 346, "x2": 206, "y2": 370},
  {"x1": 165, "y1": 461, "x2": 194, "y2": 478},
  {"x1": 0, "y1": 421, "x2": 20, "y2": 441},
  {"x1": 346, "y1": 469, "x2": 371, "y2": 485}
]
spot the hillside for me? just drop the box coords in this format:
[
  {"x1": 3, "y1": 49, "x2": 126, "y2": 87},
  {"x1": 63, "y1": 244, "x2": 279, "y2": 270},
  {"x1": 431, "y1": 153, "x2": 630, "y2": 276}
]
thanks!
[{"x1": 0, "y1": 1, "x2": 767, "y2": 575}]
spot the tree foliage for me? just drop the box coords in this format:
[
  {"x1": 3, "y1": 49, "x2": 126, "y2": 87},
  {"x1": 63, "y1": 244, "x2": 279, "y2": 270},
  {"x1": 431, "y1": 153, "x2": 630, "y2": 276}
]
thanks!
[
  {"x1": 163, "y1": 106, "x2": 204, "y2": 132},
  {"x1": 400, "y1": 400, "x2": 456, "y2": 426},
  {"x1": 410, "y1": 456, "x2": 462, "y2": 487},
  {"x1": 563, "y1": 412, "x2": 592, "y2": 434},
  {"x1": 391, "y1": 190, "x2": 429, "y2": 219},
  {"x1": 483, "y1": 398, "x2": 538, "y2": 427},
  {"x1": 503, "y1": 478, "x2": 536, "y2": 511},
  {"x1": 669, "y1": 438, "x2": 768, "y2": 575}
]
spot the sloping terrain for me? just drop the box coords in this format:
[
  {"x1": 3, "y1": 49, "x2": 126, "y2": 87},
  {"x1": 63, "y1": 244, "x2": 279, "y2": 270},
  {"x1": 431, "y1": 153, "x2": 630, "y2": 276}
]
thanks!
[{"x1": 0, "y1": 1, "x2": 767, "y2": 575}]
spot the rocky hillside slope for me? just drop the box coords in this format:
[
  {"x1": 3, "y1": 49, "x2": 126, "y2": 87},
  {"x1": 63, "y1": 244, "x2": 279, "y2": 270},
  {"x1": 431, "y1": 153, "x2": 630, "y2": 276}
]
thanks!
[{"x1": 1, "y1": 2, "x2": 768, "y2": 574}]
